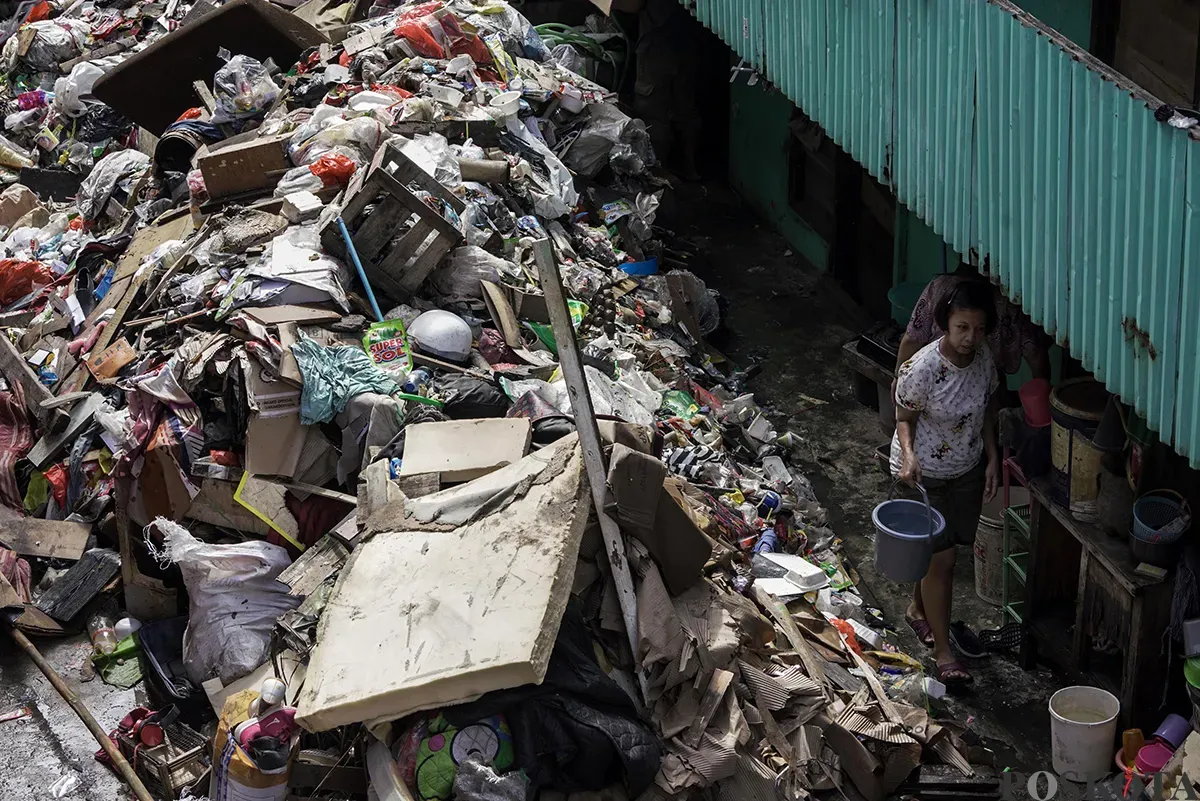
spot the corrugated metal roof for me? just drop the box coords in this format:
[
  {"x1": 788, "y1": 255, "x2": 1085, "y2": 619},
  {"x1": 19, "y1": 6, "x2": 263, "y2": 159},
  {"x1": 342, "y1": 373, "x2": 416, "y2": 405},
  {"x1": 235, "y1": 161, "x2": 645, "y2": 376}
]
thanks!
[{"x1": 693, "y1": 0, "x2": 1200, "y2": 464}]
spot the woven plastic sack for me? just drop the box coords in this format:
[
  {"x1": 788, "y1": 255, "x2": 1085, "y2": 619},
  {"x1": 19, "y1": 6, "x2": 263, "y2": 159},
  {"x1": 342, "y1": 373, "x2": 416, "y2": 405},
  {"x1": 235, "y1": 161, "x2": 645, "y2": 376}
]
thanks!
[{"x1": 150, "y1": 518, "x2": 300, "y2": 685}]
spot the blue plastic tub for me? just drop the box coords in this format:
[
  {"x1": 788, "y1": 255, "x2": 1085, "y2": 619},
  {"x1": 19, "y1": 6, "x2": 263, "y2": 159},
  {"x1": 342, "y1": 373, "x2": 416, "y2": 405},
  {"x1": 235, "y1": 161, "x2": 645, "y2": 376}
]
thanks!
[{"x1": 873, "y1": 489, "x2": 946, "y2": 582}]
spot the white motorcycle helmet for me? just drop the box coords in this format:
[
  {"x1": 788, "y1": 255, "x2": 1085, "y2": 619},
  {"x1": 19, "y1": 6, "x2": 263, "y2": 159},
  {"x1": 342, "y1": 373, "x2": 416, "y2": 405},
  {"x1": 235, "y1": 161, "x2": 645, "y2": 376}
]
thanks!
[{"x1": 408, "y1": 309, "x2": 473, "y2": 363}]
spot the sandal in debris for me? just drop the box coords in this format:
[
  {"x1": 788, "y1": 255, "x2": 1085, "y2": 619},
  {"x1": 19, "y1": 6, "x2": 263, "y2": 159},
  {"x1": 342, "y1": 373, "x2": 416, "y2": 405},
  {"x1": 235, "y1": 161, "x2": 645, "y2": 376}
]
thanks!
[
  {"x1": 978, "y1": 622, "x2": 1023, "y2": 652},
  {"x1": 906, "y1": 614, "x2": 935, "y2": 648},
  {"x1": 949, "y1": 621, "x2": 988, "y2": 659},
  {"x1": 934, "y1": 661, "x2": 974, "y2": 687}
]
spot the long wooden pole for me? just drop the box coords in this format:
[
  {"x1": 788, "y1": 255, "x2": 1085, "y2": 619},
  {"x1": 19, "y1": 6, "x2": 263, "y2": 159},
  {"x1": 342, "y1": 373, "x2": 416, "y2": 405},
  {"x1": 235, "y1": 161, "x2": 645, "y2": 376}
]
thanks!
[
  {"x1": 6, "y1": 624, "x2": 155, "y2": 801},
  {"x1": 532, "y1": 238, "x2": 647, "y2": 700}
]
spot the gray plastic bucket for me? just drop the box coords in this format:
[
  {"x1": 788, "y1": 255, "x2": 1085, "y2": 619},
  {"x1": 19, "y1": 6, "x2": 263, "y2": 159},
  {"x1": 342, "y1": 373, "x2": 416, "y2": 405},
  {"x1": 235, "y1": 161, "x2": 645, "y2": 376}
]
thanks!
[{"x1": 873, "y1": 483, "x2": 946, "y2": 582}]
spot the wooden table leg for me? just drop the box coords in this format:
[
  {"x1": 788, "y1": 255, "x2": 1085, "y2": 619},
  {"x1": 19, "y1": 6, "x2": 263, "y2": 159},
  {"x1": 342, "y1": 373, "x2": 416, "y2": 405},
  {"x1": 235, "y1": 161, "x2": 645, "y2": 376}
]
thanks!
[
  {"x1": 1123, "y1": 581, "x2": 1174, "y2": 732},
  {"x1": 1072, "y1": 550, "x2": 1092, "y2": 670}
]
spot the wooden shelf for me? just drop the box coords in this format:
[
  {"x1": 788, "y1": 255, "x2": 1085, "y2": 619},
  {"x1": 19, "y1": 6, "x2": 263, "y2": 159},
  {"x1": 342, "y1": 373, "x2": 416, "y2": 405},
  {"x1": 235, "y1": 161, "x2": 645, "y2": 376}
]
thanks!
[{"x1": 1027, "y1": 476, "x2": 1163, "y2": 595}]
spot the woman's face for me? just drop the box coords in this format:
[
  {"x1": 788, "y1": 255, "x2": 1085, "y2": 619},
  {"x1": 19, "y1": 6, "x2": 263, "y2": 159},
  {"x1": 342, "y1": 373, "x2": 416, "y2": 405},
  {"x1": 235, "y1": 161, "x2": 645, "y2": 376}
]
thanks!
[{"x1": 945, "y1": 307, "x2": 988, "y2": 357}]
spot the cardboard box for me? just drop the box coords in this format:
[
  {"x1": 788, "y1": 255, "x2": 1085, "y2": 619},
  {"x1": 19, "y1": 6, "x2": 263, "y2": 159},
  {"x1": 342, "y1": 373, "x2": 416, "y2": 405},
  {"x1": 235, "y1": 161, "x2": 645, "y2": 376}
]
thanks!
[
  {"x1": 606, "y1": 444, "x2": 711, "y2": 595},
  {"x1": 142, "y1": 419, "x2": 195, "y2": 520},
  {"x1": 400, "y1": 418, "x2": 532, "y2": 482},
  {"x1": 197, "y1": 133, "x2": 291, "y2": 199}
]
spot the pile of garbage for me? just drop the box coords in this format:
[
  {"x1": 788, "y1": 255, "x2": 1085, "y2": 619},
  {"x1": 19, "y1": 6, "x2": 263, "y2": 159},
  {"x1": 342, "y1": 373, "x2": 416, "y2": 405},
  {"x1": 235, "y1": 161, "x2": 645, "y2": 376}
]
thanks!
[{"x1": 0, "y1": 1, "x2": 983, "y2": 800}]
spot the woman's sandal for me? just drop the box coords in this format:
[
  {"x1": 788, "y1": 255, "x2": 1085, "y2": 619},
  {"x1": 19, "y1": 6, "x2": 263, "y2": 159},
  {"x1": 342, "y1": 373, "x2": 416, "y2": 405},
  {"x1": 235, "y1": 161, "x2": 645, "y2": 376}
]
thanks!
[
  {"x1": 934, "y1": 661, "x2": 974, "y2": 687},
  {"x1": 906, "y1": 614, "x2": 935, "y2": 648}
]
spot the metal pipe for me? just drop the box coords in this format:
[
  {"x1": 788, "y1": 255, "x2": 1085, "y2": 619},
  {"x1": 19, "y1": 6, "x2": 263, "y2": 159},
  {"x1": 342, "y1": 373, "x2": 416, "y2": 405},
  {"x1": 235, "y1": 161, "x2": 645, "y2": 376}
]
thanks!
[
  {"x1": 6, "y1": 624, "x2": 155, "y2": 801},
  {"x1": 337, "y1": 215, "x2": 384, "y2": 322}
]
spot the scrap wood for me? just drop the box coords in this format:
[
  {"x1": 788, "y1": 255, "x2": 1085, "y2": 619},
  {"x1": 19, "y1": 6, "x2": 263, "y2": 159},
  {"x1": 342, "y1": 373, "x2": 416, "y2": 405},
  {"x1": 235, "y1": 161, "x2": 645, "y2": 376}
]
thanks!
[
  {"x1": 682, "y1": 668, "x2": 734, "y2": 748},
  {"x1": 534, "y1": 237, "x2": 647, "y2": 700},
  {"x1": 0, "y1": 518, "x2": 90, "y2": 561},
  {"x1": 0, "y1": 334, "x2": 69, "y2": 433},
  {"x1": 34, "y1": 548, "x2": 121, "y2": 622},
  {"x1": 276, "y1": 535, "x2": 349, "y2": 597},
  {"x1": 27, "y1": 392, "x2": 104, "y2": 469},
  {"x1": 751, "y1": 584, "x2": 830, "y2": 699},
  {"x1": 234, "y1": 472, "x2": 304, "y2": 550}
]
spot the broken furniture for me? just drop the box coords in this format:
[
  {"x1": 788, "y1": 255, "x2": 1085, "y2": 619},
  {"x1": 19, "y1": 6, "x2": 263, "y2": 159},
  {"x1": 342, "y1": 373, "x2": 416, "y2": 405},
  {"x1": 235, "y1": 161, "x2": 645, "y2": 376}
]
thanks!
[
  {"x1": 296, "y1": 437, "x2": 589, "y2": 732},
  {"x1": 320, "y1": 142, "x2": 467, "y2": 303},
  {"x1": 91, "y1": 0, "x2": 327, "y2": 135},
  {"x1": 1020, "y1": 476, "x2": 1173, "y2": 732}
]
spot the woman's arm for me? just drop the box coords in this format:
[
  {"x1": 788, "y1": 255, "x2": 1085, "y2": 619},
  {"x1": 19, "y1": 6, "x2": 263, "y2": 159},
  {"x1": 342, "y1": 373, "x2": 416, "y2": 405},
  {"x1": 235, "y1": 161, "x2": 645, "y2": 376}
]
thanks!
[
  {"x1": 983, "y1": 390, "x2": 1000, "y2": 500},
  {"x1": 896, "y1": 406, "x2": 921, "y2": 486}
]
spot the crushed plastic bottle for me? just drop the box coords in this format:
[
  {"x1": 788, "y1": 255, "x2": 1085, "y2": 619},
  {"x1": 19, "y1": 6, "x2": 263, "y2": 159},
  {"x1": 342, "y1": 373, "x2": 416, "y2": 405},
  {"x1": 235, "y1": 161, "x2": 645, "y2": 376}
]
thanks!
[{"x1": 87, "y1": 611, "x2": 117, "y2": 655}]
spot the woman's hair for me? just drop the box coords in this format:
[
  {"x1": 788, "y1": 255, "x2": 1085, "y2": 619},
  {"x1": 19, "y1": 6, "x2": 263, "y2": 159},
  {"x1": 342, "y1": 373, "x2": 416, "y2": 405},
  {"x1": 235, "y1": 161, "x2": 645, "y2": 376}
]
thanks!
[{"x1": 933, "y1": 278, "x2": 998, "y2": 334}]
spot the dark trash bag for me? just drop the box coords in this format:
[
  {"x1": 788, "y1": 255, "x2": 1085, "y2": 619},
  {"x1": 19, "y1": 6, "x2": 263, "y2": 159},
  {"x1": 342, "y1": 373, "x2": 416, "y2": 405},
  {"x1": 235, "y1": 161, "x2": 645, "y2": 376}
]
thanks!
[
  {"x1": 137, "y1": 616, "x2": 213, "y2": 725},
  {"x1": 443, "y1": 600, "x2": 662, "y2": 797},
  {"x1": 439, "y1": 376, "x2": 511, "y2": 419}
]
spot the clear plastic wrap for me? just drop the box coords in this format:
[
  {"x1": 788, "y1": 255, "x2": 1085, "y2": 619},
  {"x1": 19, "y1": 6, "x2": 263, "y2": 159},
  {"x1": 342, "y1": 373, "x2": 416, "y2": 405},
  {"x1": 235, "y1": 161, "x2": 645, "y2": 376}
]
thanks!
[{"x1": 212, "y1": 51, "x2": 280, "y2": 124}]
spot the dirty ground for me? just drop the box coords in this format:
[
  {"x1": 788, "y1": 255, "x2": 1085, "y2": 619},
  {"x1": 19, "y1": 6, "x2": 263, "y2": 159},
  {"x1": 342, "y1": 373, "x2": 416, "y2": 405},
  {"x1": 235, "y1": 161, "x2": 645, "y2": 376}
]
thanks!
[{"x1": 667, "y1": 183, "x2": 1081, "y2": 787}]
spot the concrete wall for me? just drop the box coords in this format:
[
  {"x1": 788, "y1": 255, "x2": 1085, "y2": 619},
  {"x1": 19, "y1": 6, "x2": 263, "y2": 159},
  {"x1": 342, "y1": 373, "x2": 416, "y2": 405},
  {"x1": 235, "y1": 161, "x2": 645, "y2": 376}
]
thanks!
[{"x1": 728, "y1": 79, "x2": 830, "y2": 272}]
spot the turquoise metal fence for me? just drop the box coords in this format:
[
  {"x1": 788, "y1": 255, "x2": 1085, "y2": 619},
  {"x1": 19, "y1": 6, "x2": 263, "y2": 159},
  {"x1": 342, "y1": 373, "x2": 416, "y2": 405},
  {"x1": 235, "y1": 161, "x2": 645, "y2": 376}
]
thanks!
[{"x1": 694, "y1": 0, "x2": 1200, "y2": 464}]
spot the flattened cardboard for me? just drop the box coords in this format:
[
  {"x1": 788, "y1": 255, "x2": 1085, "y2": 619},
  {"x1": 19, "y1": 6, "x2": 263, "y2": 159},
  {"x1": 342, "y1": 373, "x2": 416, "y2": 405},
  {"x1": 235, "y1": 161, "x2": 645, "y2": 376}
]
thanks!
[
  {"x1": 243, "y1": 305, "x2": 342, "y2": 326},
  {"x1": 400, "y1": 418, "x2": 532, "y2": 483},
  {"x1": 87, "y1": 337, "x2": 137, "y2": 379},
  {"x1": 606, "y1": 444, "x2": 710, "y2": 595}
]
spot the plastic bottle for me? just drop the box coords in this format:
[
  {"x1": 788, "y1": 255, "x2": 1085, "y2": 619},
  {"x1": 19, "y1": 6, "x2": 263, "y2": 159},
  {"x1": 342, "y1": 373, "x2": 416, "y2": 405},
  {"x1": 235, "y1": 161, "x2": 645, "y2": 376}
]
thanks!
[
  {"x1": 402, "y1": 366, "x2": 432, "y2": 394},
  {"x1": 87, "y1": 612, "x2": 118, "y2": 655}
]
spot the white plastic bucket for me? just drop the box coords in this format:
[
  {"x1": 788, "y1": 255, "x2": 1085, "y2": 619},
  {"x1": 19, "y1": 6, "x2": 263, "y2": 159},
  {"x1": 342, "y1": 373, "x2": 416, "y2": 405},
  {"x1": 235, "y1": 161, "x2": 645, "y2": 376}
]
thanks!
[{"x1": 1049, "y1": 686, "x2": 1120, "y2": 782}]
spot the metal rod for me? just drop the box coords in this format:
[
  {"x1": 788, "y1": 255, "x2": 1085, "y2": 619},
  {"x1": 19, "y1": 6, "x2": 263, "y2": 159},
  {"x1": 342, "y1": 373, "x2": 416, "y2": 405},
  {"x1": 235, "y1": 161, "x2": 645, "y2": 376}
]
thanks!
[
  {"x1": 337, "y1": 216, "x2": 384, "y2": 322},
  {"x1": 531, "y1": 237, "x2": 647, "y2": 700},
  {"x1": 6, "y1": 624, "x2": 155, "y2": 801}
]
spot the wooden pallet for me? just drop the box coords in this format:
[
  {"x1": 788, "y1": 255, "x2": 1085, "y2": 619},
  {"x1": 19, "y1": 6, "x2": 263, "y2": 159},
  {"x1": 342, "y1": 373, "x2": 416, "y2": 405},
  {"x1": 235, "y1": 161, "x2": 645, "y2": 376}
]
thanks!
[{"x1": 321, "y1": 142, "x2": 465, "y2": 303}]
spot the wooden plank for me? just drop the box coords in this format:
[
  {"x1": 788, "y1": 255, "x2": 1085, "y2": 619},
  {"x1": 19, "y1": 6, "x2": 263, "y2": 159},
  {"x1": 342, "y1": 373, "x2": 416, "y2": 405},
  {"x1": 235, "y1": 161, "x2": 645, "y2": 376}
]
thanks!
[
  {"x1": 376, "y1": 219, "x2": 433, "y2": 276},
  {"x1": 533, "y1": 237, "x2": 646, "y2": 701},
  {"x1": 351, "y1": 195, "x2": 405, "y2": 260},
  {"x1": 35, "y1": 548, "x2": 121, "y2": 622},
  {"x1": 0, "y1": 519, "x2": 90, "y2": 561},
  {"x1": 0, "y1": 334, "x2": 69, "y2": 433},
  {"x1": 681, "y1": 668, "x2": 733, "y2": 748},
  {"x1": 277, "y1": 535, "x2": 349, "y2": 597},
  {"x1": 752, "y1": 585, "x2": 830, "y2": 699},
  {"x1": 373, "y1": 171, "x2": 463, "y2": 240},
  {"x1": 27, "y1": 393, "x2": 104, "y2": 469},
  {"x1": 396, "y1": 231, "x2": 451, "y2": 294}
]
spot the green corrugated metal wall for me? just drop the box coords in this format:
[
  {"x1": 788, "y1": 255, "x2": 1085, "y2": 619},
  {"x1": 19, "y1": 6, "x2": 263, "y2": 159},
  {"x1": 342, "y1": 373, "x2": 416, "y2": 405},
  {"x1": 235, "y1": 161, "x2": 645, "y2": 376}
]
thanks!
[{"x1": 698, "y1": 0, "x2": 1200, "y2": 466}]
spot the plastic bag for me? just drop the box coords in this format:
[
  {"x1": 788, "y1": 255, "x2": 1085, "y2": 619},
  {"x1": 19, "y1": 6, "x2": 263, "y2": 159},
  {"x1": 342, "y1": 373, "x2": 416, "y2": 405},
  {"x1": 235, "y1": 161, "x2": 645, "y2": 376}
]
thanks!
[
  {"x1": 428, "y1": 246, "x2": 512, "y2": 300},
  {"x1": 273, "y1": 165, "x2": 324, "y2": 198},
  {"x1": 76, "y1": 150, "x2": 150, "y2": 221},
  {"x1": 151, "y1": 518, "x2": 301, "y2": 685},
  {"x1": 290, "y1": 114, "x2": 385, "y2": 167},
  {"x1": 53, "y1": 57, "x2": 123, "y2": 118},
  {"x1": 0, "y1": 259, "x2": 52, "y2": 304},
  {"x1": 21, "y1": 19, "x2": 88, "y2": 69},
  {"x1": 309, "y1": 152, "x2": 356, "y2": 185},
  {"x1": 0, "y1": 133, "x2": 33, "y2": 170},
  {"x1": 400, "y1": 133, "x2": 461, "y2": 187},
  {"x1": 212, "y1": 51, "x2": 280, "y2": 124}
]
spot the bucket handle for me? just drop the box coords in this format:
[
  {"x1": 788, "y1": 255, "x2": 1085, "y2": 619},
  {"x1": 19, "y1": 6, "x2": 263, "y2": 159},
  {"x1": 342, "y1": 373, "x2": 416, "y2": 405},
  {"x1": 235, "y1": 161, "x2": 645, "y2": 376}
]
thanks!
[{"x1": 889, "y1": 480, "x2": 935, "y2": 540}]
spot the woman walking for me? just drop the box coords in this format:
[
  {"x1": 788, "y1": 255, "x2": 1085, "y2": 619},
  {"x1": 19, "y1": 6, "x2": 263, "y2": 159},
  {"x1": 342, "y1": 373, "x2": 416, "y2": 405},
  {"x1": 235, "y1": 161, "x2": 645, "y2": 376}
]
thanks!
[{"x1": 891, "y1": 279, "x2": 1000, "y2": 686}]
